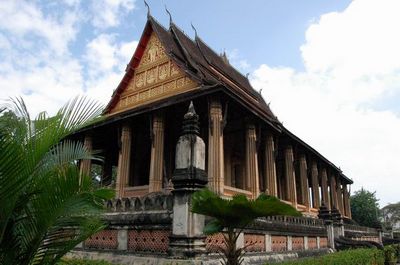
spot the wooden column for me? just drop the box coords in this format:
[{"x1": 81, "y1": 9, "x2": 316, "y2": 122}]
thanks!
[
  {"x1": 79, "y1": 134, "x2": 92, "y2": 182},
  {"x1": 116, "y1": 124, "x2": 132, "y2": 198},
  {"x1": 320, "y1": 168, "x2": 330, "y2": 210},
  {"x1": 149, "y1": 112, "x2": 165, "y2": 192},
  {"x1": 329, "y1": 174, "x2": 338, "y2": 210},
  {"x1": 310, "y1": 161, "x2": 320, "y2": 208},
  {"x1": 299, "y1": 154, "x2": 310, "y2": 208},
  {"x1": 336, "y1": 177, "x2": 344, "y2": 215},
  {"x1": 245, "y1": 123, "x2": 259, "y2": 198},
  {"x1": 343, "y1": 185, "x2": 352, "y2": 218},
  {"x1": 208, "y1": 99, "x2": 224, "y2": 194},
  {"x1": 284, "y1": 145, "x2": 297, "y2": 205},
  {"x1": 264, "y1": 133, "x2": 277, "y2": 196}
]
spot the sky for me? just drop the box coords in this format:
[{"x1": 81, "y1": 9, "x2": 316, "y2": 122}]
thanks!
[{"x1": 0, "y1": 0, "x2": 399, "y2": 207}]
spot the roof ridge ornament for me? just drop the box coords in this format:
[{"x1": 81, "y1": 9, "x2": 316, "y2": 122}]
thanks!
[
  {"x1": 191, "y1": 22, "x2": 198, "y2": 39},
  {"x1": 144, "y1": 0, "x2": 150, "y2": 18},
  {"x1": 165, "y1": 5, "x2": 173, "y2": 26}
]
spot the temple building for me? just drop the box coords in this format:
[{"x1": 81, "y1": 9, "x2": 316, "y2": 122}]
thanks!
[{"x1": 77, "y1": 14, "x2": 353, "y2": 220}]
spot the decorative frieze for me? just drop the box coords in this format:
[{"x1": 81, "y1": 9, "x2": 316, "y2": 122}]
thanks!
[{"x1": 110, "y1": 32, "x2": 198, "y2": 114}]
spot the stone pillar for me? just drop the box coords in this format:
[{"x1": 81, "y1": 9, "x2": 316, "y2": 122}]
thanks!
[
  {"x1": 264, "y1": 133, "x2": 277, "y2": 196},
  {"x1": 245, "y1": 122, "x2": 260, "y2": 198},
  {"x1": 310, "y1": 161, "x2": 320, "y2": 209},
  {"x1": 79, "y1": 134, "x2": 92, "y2": 179},
  {"x1": 336, "y1": 178, "x2": 344, "y2": 216},
  {"x1": 117, "y1": 229, "x2": 128, "y2": 250},
  {"x1": 207, "y1": 98, "x2": 224, "y2": 194},
  {"x1": 299, "y1": 154, "x2": 310, "y2": 208},
  {"x1": 169, "y1": 102, "x2": 208, "y2": 257},
  {"x1": 320, "y1": 168, "x2": 330, "y2": 210},
  {"x1": 329, "y1": 174, "x2": 338, "y2": 210},
  {"x1": 284, "y1": 145, "x2": 297, "y2": 205},
  {"x1": 149, "y1": 112, "x2": 165, "y2": 192},
  {"x1": 116, "y1": 124, "x2": 132, "y2": 198}
]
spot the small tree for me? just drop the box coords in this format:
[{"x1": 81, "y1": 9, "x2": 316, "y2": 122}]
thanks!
[
  {"x1": 351, "y1": 188, "x2": 380, "y2": 228},
  {"x1": 191, "y1": 189, "x2": 301, "y2": 265},
  {"x1": 0, "y1": 97, "x2": 114, "y2": 265}
]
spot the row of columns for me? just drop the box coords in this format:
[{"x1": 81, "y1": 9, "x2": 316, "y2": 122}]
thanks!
[
  {"x1": 205, "y1": 97, "x2": 351, "y2": 218},
  {"x1": 79, "y1": 97, "x2": 351, "y2": 218}
]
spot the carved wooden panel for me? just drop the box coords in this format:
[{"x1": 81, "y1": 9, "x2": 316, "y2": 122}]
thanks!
[{"x1": 110, "y1": 32, "x2": 198, "y2": 114}]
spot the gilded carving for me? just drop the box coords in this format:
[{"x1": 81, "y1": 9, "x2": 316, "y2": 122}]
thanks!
[
  {"x1": 146, "y1": 67, "x2": 157, "y2": 84},
  {"x1": 171, "y1": 63, "x2": 179, "y2": 76},
  {"x1": 158, "y1": 63, "x2": 168, "y2": 80},
  {"x1": 140, "y1": 34, "x2": 166, "y2": 65},
  {"x1": 109, "y1": 32, "x2": 198, "y2": 115},
  {"x1": 176, "y1": 77, "x2": 185, "y2": 89},
  {"x1": 135, "y1": 72, "x2": 145, "y2": 89},
  {"x1": 164, "y1": 81, "x2": 175, "y2": 92}
]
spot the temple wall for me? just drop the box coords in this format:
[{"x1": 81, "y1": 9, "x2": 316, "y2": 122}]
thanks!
[{"x1": 76, "y1": 194, "x2": 332, "y2": 259}]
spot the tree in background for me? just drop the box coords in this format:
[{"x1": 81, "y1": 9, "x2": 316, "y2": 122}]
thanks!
[
  {"x1": 381, "y1": 202, "x2": 400, "y2": 232},
  {"x1": 351, "y1": 188, "x2": 380, "y2": 228},
  {"x1": 191, "y1": 189, "x2": 301, "y2": 265},
  {"x1": 0, "y1": 97, "x2": 114, "y2": 265}
]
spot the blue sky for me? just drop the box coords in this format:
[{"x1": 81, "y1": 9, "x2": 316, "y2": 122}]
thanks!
[{"x1": 1, "y1": 0, "x2": 399, "y2": 206}]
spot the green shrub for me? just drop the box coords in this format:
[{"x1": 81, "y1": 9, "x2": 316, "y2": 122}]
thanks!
[
  {"x1": 272, "y1": 248, "x2": 384, "y2": 265},
  {"x1": 384, "y1": 245, "x2": 397, "y2": 263},
  {"x1": 57, "y1": 258, "x2": 118, "y2": 265}
]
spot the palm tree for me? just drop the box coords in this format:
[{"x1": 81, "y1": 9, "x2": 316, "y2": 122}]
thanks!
[
  {"x1": 0, "y1": 97, "x2": 114, "y2": 265},
  {"x1": 191, "y1": 189, "x2": 301, "y2": 265}
]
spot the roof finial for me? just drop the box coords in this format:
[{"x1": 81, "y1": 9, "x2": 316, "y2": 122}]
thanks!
[
  {"x1": 165, "y1": 5, "x2": 173, "y2": 26},
  {"x1": 191, "y1": 22, "x2": 198, "y2": 39},
  {"x1": 144, "y1": 0, "x2": 150, "y2": 18}
]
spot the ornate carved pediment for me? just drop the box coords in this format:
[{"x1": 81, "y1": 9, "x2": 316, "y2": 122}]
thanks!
[{"x1": 109, "y1": 32, "x2": 198, "y2": 114}]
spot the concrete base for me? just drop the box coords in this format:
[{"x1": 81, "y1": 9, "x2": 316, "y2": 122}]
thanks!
[{"x1": 66, "y1": 248, "x2": 333, "y2": 265}]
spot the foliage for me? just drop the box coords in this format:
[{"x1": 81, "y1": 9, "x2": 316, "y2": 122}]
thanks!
[
  {"x1": 273, "y1": 248, "x2": 385, "y2": 265},
  {"x1": 384, "y1": 245, "x2": 399, "y2": 263},
  {"x1": 191, "y1": 188, "x2": 301, "y2": 265},
  {"x1": 382, "y1": 202, "x2": 400, "y2": 231},
  {"x1": 0, "y1": 97, "x2": 114, "y2": 265},
  {"x1": 57, "y1": 258, "x2": 118, "y2": 265},
  {"x1": 351, "y1": 188, "x2": 381, "y2": 228}
]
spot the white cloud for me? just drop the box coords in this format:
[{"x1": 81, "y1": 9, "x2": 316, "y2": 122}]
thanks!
[
  {"x1": 251, "y1": 0, "x2": 400, "y2": 206},
  {"x1": 84, "y1": 34, "x2": 138, "y2": 103},
  {"x1": 0, "y1": 1, "x2": 79, "y2": 55},
  {"x1": 91, "y1": 0, "x2": 136, "y2": 29},
  {"x1": 0, "y1": 1, "x2": 138, "y2": 116}
]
